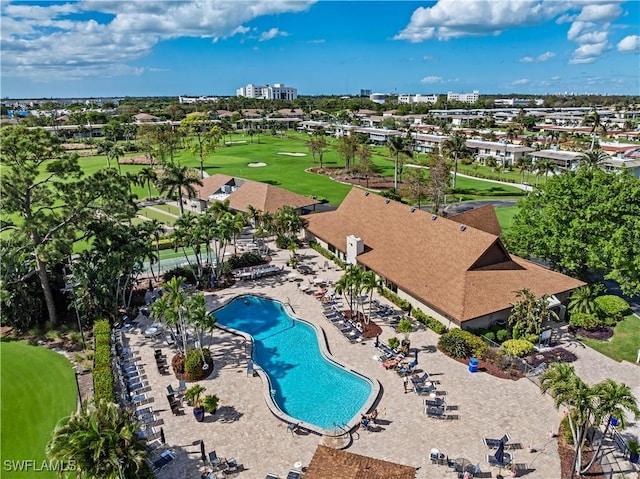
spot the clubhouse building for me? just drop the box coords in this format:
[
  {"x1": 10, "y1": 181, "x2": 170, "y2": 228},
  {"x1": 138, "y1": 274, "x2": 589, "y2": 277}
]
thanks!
[{"x1": 305, "y1": 188, "x2": 584, "y2": 330}]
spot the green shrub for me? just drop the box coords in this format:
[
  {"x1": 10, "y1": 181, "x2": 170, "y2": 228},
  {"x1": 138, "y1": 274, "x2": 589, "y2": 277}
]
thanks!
[
  {"x1": 388, "y1": 337, "x2": 400, "y2": 350},
  {"x1": 154, "y1": 237, "x2": 174, "y2": 251},
  {"x1": 184, "y1": 348, "x2": 213, "y2": 381},
  {"x1": 163, "y1": 266, "x2": 197, "y2": 283},
  {"x1": 496, "y1": 329, "x2": 510, "y2": 342},
  {"x1": 378, "y1": 288, "x2": 411, "y2": 311},
  {"x1": 524, "y1": 334, "x2": 540, "y2": 344},
  {"x1": 412, "y1": 308, "x2": 448, "y2": 334},
  {"x1": 448, "y1": 329, "x2": 488, "y2": 358},
  {"x1": 308, "y1": 241, "x2": 347, "y2": 269},
  {"x1": 594, "y1": 295, "x2": 630, "y2": 321},
  {"x1": 483, "y1": 332, "x2": 496, "y2": 342},
  {"x1": 438, "y1": 333, "x2": 470, "y2": 358},
  {"x1": 93, "y1": 319, "x2": 111, "y2": 336},
  {"x1": 501, "y1": 339, "x2": 536, "y2": 357},
  {"x1": 227, "y1": 252, "x2": 265, "y2": 270},
  {"x1": 569, "y1": 312, "x2": 603, "y2": 331}
]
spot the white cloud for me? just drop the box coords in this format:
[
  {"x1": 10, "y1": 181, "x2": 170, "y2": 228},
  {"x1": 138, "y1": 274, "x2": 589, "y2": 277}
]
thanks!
[
  {"x1": 520, "y1": 51, "x2": 555, "y2": 63},
  {"x1": 259, "y1": 27, "x2": 289, "y2": 42},
  {"x1": 395, "y1": 0, "x2": 624, "y2": 64},
  {"x1": 617, "y1": 35, "x2": 640, "y2": 53},
  {"x1": 422, "y1": 55, "x2": 434, "y2": 61},
  {"x1": 421, "y1": 76, "x2": 443, "y2": 83},
  {"x1": 308, "y1": 39, "x2": 325, "y2": 44},
  {"x1": 512, "y1": 78, "x2": 530, "y2": 85},
  {"x1": 0, "y1": 0, "x2": 315, "y2": 80}
]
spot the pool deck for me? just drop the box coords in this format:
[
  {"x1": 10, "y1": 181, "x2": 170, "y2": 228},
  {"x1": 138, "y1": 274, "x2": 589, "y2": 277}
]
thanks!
[{"x1": 123, "y1": 243, "x2": 638, "y2": 479}]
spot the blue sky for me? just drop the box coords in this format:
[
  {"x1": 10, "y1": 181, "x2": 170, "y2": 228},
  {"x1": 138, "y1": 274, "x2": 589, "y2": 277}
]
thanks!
[{"x1": 1, "y1": 0, "x2": 639, "y2": 98}]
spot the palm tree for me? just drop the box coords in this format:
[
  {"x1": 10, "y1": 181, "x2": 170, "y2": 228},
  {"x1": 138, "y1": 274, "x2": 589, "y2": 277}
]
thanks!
[
  {"x1": 583, "y1": 107, "x2": 607, "y2": 151},
  {"x1": 540, "y1": 364, "x2": 597, "y2": 477},
  {"x1": 46, "y1": 400, "x2": 149, "y2": 479},
  {"x1": 577, "y1": 150, "x2": 608, "y2": 171},
  {"x1": 581, "y1": 379, "x2": 639, "y2": 473},
  {"x1": 568, "y1": 285, "x2": 602, "y2": 317},
  {"x1": 156, "y1": 163, "x2": 203, "y2": 215},
  {"x1": 514, "y1": 156, "x2": 532, "y2": 184},
  {"x1": 388, "y1": 136, "x2": 413, "y2": 191},
  {"x1": 96, "y1": 140, "x2": 124, "y2": 173},
  {"x1": 534, "y1": 158, "x2": 556, "y2": 186},
  {"x1": 136, "y1": 167, "x2": 157, "y2": 201},
  {"x1": 442, "y1": 133, "x2": 470, "y2": 190}
]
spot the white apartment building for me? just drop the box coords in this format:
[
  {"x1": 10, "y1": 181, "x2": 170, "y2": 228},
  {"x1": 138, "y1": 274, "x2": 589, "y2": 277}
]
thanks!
[
  {"x1": 398, "y1": 94, "x2": 439, "y2": 105},
  {"x1": 447, "y1": 90, "x2": 480, "y2": 104},
  {"x1": 236, "y1": 83, "x2": 298, "y2": 100}
]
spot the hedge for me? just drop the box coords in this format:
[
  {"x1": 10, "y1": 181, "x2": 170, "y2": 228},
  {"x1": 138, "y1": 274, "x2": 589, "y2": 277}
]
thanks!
[
  {"x1": 93, "y1": 319, "x2": 115, "y2": 403},
  {"x1": 438, "y1": 328, "x2": 488, "y2": 359},
  {"x1": 501, "y1": 339, "x2": 536, "y2": 358},
  {"x1": 378, "y1": 288, "x2": 411, "y2": 312},
  {"x1": 594, "y1": 295, "x2": 630, "y2": 321},
  {"x1": 412, "y1": 308, "x2": 448, "y2": 334},
  {"x1": 309, "y1": 241, "x2": 347, "y2": 269}
]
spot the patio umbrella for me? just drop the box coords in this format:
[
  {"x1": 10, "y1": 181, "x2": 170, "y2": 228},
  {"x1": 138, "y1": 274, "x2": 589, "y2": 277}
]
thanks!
[
  {"x1": 414, "y1": 349, "x2": 419, "y2": 362},
  {"x1": 159, "y1": 427, "x2": 166, "y2": 445},
  {"x1": 374, "y1": 335, "x2": 379, "y2": 348},
  {"x1": 200, "y1": 440, "x2": 206, "y2": 463}
]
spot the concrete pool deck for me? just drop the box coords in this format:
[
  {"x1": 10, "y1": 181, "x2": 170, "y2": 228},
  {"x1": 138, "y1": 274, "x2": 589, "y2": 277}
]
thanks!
[{"x1": 123, "y1": 243, "x2": 638, "y2": 479}]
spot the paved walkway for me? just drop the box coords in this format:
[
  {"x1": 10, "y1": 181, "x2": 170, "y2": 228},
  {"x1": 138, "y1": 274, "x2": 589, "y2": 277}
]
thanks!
[{"x1": 122, "y1": 243, "x2": 639, "y2": 479}]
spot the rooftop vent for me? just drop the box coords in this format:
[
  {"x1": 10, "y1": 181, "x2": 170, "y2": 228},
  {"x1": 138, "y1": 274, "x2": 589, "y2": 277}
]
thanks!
[
  {"x1": 431, "y1": 214, "x2": 437, "y2": 220},
  {"x1": 385, "y1": 199, "x2": 390, "y2": 204},
  {"x1": 410, "y1": 207, "x2": 416, "y2": 212},
  {"x1": 459, "y1": 224, "x2": 467, "y2": 232},
  {"x1": 364, "y1": 191, "x2": 369, "y2": 196}
]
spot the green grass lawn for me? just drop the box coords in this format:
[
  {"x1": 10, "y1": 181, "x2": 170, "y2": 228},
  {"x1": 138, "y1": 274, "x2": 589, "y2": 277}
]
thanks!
[
  {"x1": 580, "y1": 313, "x2": 640, "y2": 363},
  {"x1": 137, "y1": 207, "x2": 177, "y2": 226},
  {"x1": 495, "y1": 206, "x2": 519, "y2": 235},
  {"x1": 0, "y1": 341, "x2": 77, "y2": 478}
]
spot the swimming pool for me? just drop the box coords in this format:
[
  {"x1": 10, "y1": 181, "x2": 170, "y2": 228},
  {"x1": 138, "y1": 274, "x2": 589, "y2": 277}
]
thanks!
[{"x1": 213, "y1": 295, "x2": 375, "y2": 432}]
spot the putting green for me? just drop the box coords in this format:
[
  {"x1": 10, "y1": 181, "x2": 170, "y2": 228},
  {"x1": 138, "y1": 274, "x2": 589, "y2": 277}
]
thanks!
[{"x1": 0, "y1": 341, "x2": 77, "y2": 478}]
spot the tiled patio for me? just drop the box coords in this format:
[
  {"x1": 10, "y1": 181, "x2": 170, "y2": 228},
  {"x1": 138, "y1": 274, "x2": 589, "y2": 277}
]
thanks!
[{"x1": 120, "y1": 244, "x2": 611, "y2": 479}]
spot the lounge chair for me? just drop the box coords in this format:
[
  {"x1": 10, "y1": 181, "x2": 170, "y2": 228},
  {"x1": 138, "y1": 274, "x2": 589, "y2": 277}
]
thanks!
[
  {"x1": 425, "y1": 405, "x2": 447, "y2": 419},
  {"x1": 424, "y1": 397, "x2": 445, "y2": 408},
  {"x1": 485, "y1": 452, "x2": 512, "y2": 467},
  {"x1": 483, "y1": 433, "x2": 511, "y2": 449},
  {"x1": 411, "y1": 372, "x2": 430, "y2": 385},
  {"x1": 286, "y1": 470, "x2": 303, "y2": 479},
  {"x1": 208, "y1": 450, "x2": 223, "y2": 470},
  {"x1": 265, "y1": 474, "x2": 279, "y2": 479},
  {"x1": 414, "y1": 382, "x2": 436, "y2": 395}
]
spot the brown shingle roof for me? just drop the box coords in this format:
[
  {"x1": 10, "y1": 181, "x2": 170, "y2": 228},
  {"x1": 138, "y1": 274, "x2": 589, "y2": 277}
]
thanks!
[
  {"x1": 306, "y1": 189, "x2": 584, "y2": 323},
  {"x1": 304, "y1": 445, "x2": 415, "y2": 479},
  {"x1": 192, "y1": 174, "x2": 320, "y2": 214},
  {"x1": 449, "y1": 204, "x2": 503, "y2": 236}
]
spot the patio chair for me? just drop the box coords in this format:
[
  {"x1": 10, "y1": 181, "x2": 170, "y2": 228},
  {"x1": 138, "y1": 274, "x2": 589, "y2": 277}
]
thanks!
[
  {"x1": 208, "y1": 450, "x2": 223, "y2": 470},
  {"x1": 485, "y1": 452, "x2": 512, "y2": 468},
  {"x1": 411, "y1": 372, "x2": 430, "y2": 385},
  {"x1": 414, "y1": 382, "x2": 436, "y2": 395},
  {"x1": 482, "y1": 433, "x2": 510, "y2": 449},
  {"x1": 286, "y1": 470, "x2": 303, "y2": 479},
  {"x1": 425, "y1": 405, "x2": 447, "y2": 419},
  {"x1": 148, "y1": 449, "x2": 176, "y2": 473}
]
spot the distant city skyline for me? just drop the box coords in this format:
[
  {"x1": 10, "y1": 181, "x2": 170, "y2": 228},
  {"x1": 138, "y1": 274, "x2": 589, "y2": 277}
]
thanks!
[{"x1": 1, "y1": 1, "x2": 639, "y2": 98}]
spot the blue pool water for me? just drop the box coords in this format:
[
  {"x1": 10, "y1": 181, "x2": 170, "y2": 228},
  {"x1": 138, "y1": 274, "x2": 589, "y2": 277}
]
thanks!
[{"x1": 213, "y1": 295, "x2": 372, "y2": 430}]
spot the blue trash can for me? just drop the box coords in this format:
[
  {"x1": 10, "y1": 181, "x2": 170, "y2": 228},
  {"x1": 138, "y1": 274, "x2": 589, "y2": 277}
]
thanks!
[{"x1": 468, "y1": 357, "x2": 479, "y2": 373}]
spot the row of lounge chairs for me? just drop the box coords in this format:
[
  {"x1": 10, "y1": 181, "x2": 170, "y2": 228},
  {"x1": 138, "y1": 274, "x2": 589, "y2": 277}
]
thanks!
[{"x1": 322, "y1": 303, "x2": 363, "y2": 343}]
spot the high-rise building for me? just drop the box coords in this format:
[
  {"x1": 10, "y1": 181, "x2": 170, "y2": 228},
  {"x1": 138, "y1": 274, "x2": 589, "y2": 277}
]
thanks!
[
  {"x1": 236, "y1": 83, "x2": 297, "y2": 100},
  {"x1": 447, "y1": 90, "x2": 480, "y2": 104},
  {"x1": 360, "y1": 89, "x2": 372, "y2": 97}
]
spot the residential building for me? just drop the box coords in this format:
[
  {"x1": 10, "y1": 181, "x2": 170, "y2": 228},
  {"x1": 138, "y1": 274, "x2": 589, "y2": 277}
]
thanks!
[
  {"x1": 494, "y1": 98, "x2": 543, "y2": 107},
  {"x1": 465, "y1": 139, "x2": 534, "y2": 167},
  {"x1": 178, "y1": 96, "x2": 218, "y2": 104},
  {"x1": 398, "y1": 94, "x2": 439, "y2": 105},
  {"x1": 447, "y1": 90, "x2": 479, "y2": 104},
  {"x1": 369, "y1": 93, "x2": 387, "y2": 104},
  {"x1": 305, "y1": 189, "x2": 584, "y2": 329},
  {"x1": 236, "y1": 83, "x2": 298, "y2": 100},
  {"x1": 188, "y1": 174, "x2": 320, "y2": 215},
  {"x1": 528, "y1": 148, "x2": 583, "y2": 171}
]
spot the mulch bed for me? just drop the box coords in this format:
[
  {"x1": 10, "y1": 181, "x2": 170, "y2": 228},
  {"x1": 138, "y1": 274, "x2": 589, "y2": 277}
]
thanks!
[
  {"x1": 438, "y1": 348, "x2": 524, "y2": 381},
  {"x1": 558, "y1": 437, "x2": 605, "y2": 478},
  {"x1": 341, "y1": 310, "x2": 382, "y2": 339},
  {"x1": 119, "y1": 155, "x2": 158, "y2": 165},
  {"x1": 309, "y1": 167, "x2": 396, "y2": 190}
]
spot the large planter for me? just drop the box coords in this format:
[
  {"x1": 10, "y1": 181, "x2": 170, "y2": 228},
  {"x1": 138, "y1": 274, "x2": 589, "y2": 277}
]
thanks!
[
  {"x1": 193, "y1": 406, "x2": 205, "y2": 422},
  {"x1": 629, "y1": 452, "x2": 639, "y2": 464}
]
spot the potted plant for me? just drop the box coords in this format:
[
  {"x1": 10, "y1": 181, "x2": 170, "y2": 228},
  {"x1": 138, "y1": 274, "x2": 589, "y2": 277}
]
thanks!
[
  {"x1": 397, "y1": 319, "x2": 413, "y2": 353},
  {"x1": 184, "y1": 384, "x2": 206, "y2": 422},
  {"x1": 203, "y1": 394, "x2": 219, "y2": 415},
  {"x1": 388, "y1": 337, "x2": 400, "y2": 350},
  {"x1": 628, "y1": 438, "x2": 639, "y2": 464}
]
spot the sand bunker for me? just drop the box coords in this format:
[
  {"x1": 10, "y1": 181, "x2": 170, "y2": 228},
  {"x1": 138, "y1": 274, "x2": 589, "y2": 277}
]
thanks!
[
  {"x1": 277, "y1": 152, "x2": 306, "y2": 157},
  {"x1": 248, "y1": 162, "x2": 267, "y2": 168}
]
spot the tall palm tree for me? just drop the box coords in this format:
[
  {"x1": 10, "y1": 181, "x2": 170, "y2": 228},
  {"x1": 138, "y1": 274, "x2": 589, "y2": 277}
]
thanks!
[
  {"x1": 534, "y1": 158, "x2": 556, "y2": 185},
  {"x1": 46, "y1": 400, "x2": 149, "y2": 479},
  {"x1": 156, "y1": 163, "x2": 203, "y2": 215},
  {"x1": 362, "y1": 270, "x2": 381, "y2": 325},
  {"x1": 540, "y1": 364, "x2": 597, "y2": 477},
  {"x1": 388, "y1": 136, "x2": 413, "y2": 191},
  {"x1": 442, "y1": 133, "x2": 470, "y2": 190},
  {"x1": 577, "y1": 150, "x2": 609, "y2": 171},
  {"x1": 581, "y1": 379, "x2": 639, "y2": 473},
  {"x1": 583, "y1": 107, "x2": 607, "y2": 151},
  {"x1": 136, "y1": 167, "x2": 157, "y2": 201},
  {"x1": 514, "y1": 156, "x2": 532, "y2": 184},
  {"x1": 96, "y1": 140, "x2": 124, "y2": 173}
]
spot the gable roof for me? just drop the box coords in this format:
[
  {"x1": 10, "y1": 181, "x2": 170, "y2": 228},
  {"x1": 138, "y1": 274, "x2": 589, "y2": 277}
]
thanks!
[
  {"x1": 304, "y1": 445, "x2": 415, "y2": 479},
  {"x1": 306, "y1": 189, "x2": 584, "y2": 323},
  {"x1": 449, "y1": 204, "x2": 503, "y2": 237},
  {"x1": 192, "y1": 174, "x2": 320, "y2": 214}
]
